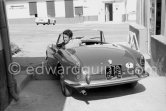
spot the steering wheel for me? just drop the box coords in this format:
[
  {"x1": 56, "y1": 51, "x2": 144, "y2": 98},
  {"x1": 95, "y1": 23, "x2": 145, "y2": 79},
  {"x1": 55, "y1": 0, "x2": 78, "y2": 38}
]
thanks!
[{"x1": 89, "y1": 37, "x2": 100, "y2": 39}]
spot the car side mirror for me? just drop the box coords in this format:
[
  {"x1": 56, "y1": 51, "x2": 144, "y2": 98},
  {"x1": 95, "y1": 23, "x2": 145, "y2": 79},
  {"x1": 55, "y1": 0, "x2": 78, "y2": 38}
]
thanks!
[{"x1": 56, "y1": 34, "x2": 65, "y2": 48}]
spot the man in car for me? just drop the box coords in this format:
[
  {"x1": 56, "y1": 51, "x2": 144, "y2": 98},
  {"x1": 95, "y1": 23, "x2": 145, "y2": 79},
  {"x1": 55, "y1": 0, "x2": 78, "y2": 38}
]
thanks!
[
  {"x1": 57, "y1": 29, "x2": 73, "y2": 49},
  {"x1": 58, "y1": 29, "x2": 82, "y2": 49}
]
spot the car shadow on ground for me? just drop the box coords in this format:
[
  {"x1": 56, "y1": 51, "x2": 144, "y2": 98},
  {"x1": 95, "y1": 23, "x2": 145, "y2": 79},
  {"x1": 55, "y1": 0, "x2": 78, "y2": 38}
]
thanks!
[
  {"x1": 12, "y1": 56, "x2": 146, "y2": 106},
  {"x1": 6, "y1": 79, "x2": 67, "y2": 111},
  {"x1": 8, "y1": 57, "x2": 67, "y2": 111},
  {"x1": 13, "y1": 57, "x2": 58, "y2": 80},
  {"x1": 72, "y1": 83, "x2": 146, "y2": 104}
]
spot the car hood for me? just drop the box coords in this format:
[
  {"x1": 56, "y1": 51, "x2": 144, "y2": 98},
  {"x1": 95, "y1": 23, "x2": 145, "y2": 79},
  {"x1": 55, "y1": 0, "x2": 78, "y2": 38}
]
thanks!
[{"x1": 70, "y1": 44, "x2": 136, "y2": 67}]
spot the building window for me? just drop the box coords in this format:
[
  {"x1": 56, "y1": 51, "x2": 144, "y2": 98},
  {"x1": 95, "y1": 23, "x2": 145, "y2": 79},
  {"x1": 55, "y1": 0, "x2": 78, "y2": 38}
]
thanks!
[
  {"x1": 46, "y1": 1, "x2": 55, "y2": 17},
  {"x1": 75, "y1": 6, "x2": 83, "y2": 16},
  {"x1": 29, "y1": 2, "x2": 37, "y2": 17},
  {"x1": 65, "y1": 0, "x2": 74, "y2": 18}
]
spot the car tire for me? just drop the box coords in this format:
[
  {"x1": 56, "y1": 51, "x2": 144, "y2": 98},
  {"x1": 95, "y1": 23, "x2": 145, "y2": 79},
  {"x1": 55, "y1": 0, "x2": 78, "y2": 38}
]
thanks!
[
  {"x1": 36, "y1": 23, "x2": 39, "y2": 25},
  {"x1": 55, "y1": 63, "x2": 62, "y2": 79},
  {"x1": 45, "y1": 57, "x2": 60, "y2": 79},
  {"x1": 48, "y1": 19, "x2": 50, "y2": 25},
  {"x1": 60, "y1": 78, "x2": 72, "y2": 97},
  {"x1": 126, "y1": 81, "x2": 138, "y2": 88}
]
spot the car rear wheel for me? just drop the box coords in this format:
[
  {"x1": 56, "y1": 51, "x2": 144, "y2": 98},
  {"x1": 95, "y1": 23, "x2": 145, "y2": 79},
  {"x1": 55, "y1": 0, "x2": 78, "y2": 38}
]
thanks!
[
  {"x1": 60, "y1": 78, "x2": 72, "y2": 97},
  {"x1": 126, "y1": 81, "x2": 138, "y2": 88},
  {"x1": 45, "y1": 57, "x2": 59, "y2": 79},
  {"x1": 54, "y1": 63, "x2": 63, "y2": 79}
]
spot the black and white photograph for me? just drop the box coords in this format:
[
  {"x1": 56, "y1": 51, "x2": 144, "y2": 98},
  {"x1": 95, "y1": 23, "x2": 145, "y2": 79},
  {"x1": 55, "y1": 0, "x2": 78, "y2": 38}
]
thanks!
[{"x1": 0, "y1": 0, "x2": 166, "y2": 111}]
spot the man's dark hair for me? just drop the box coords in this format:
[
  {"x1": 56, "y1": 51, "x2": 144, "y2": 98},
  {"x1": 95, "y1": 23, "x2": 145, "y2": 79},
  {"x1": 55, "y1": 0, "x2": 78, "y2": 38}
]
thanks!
[{"x1": 63, "y1": 29, "x2": 73, "y2": 38}]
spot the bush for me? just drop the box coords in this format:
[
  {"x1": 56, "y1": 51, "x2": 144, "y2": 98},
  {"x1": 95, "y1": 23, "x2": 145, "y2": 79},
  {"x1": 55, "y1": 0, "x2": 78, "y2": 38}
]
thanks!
[{"x1": 10, "y1": 42, "x2": 21, "y2": 55}]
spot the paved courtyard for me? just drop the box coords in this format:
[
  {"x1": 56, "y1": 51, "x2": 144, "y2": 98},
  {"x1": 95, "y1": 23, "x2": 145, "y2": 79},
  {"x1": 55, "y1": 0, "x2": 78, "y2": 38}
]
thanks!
[
  {"x1": 5, "y1": 21, "x2": 166, "y2": 111},
  {"x1": 9, "y1": 22, "x2": 128, "y2": 57}
]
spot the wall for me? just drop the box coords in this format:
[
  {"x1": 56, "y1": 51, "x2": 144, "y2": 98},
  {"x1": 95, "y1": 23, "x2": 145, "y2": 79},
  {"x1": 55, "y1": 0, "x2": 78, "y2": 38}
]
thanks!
[
  {"x1": 37, "y1": 1, "x2": 47, "y2": 17},
  {"x1": 151, "y1": 36, "x2": 166, "y2": 75},
  {"x1": 136, "y1": 0, "x2": 166, "y2": 75},
  {"x1": 113, "y1": 2, "x2": 125, "y2": 22},
  {"x1": 129, "y1": 24, "x2": 148, "y2": 54},
  {"x1": 6, "y1": 2, "x2": 31, "y2": 19},
  {"x1": 54, "y1": 0, "x2": 65, "y2": 17},
  {"x1": 73, "y1": 0, "x2": 99, "y2": 21},
  {"x1": 98, "y1": 1, "x2": 105, "y2": 22},
  {"x1": 126, "y1": 0, "x2": 136, "y2": 21},
  {"x1": 161, "y1": 0, "x2": 166, "y2": 35},
  {"x1": 150, "y1": 0, "x2": 166, "y2": 75},
  {"x1": 0, "y1": 0, "x2": 11, "y2": 110},
  {"x1": 5, "y1": 0, "x2": 125, "y2": 22},
  {"x1": 46, "y1": 1, "x2": 55, "y2": 17},
  {"x1": 83, "y1": 0, "x2": 99, "y2": 16},
  {"x1": 98, "y1": 0, "x2": 126, "y2": 22}
]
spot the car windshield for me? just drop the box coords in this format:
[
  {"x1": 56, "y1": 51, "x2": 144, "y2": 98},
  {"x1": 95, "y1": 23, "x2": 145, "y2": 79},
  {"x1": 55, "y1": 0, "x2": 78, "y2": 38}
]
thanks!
[
  {"x1": 57, "y1": 30, "x2": 103, "y2": 49},
  {"x1": 72, "y1": 30, "x2": 101, "y2": 41}
]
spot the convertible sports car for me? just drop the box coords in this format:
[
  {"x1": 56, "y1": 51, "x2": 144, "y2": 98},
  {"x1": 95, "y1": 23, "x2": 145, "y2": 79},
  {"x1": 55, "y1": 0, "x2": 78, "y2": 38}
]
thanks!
[{"x1": 46, "y1": 29, "x2": 149, "y2": 96}]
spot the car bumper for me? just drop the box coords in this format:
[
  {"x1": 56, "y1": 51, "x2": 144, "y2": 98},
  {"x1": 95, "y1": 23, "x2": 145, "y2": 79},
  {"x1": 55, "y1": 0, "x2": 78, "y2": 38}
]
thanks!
[{"x1": 64, "y1": 72, "x2": 149, "y2": 89}]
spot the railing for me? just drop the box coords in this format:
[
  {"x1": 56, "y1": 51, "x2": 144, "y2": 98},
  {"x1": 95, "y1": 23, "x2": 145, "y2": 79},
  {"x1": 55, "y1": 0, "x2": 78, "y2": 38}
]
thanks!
[
  {"x1": 128, "y1": 31, "x2": 140, "y2": 51},
  {"x1": 128, "y1": 23, "x2": 148, "y2": 55}
]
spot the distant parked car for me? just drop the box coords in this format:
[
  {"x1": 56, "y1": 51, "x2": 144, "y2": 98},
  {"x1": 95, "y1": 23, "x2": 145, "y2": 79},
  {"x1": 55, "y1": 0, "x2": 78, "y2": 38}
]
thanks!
[{"x1": 35, "y1": 17, "x2": 56, "y2": 25}]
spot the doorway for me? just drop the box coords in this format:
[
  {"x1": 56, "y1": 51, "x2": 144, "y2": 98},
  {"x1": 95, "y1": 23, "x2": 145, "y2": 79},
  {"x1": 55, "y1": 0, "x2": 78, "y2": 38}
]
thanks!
[
  {"x1": 47, "y1": 1, "x2": 55, "y2": 17},
  {"x1": 64, "y1": 0, "x2": 74, "y2": 18},
  {"x1": 156, "y1": 0, "x2": 162, "y2": 35},
  {"x1": 105, "y1": 3, "x2": 113, "y2": 21}
]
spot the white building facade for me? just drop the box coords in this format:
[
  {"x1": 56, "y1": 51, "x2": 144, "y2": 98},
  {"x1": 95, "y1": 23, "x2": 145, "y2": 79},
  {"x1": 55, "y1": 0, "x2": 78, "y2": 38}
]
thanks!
[{"x1": 6, "y1": 0, "x2": 126, "y2": 22}]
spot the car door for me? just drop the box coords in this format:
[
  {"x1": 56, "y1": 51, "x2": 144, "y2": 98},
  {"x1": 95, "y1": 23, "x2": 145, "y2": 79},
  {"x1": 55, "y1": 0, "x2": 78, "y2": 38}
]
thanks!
[{"x1": 46, "y1": 34, "x2": 64, "y2": 70}]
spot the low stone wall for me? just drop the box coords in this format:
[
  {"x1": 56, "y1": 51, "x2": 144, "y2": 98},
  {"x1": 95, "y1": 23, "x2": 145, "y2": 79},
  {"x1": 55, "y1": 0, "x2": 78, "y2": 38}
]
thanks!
[
  {"x1": 129, "y1": 23, "x2": 149, "y2": 55},
  {"x1": 151, "y1": 35, "x2": 166, "y2": 76}
]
